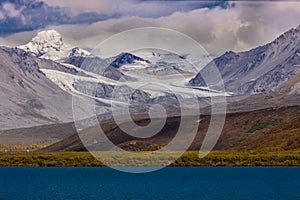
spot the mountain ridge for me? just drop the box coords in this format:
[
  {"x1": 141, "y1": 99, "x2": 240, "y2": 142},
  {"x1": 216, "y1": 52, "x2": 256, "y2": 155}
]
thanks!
[{"x1": 190, "y1": 25, "x2": 300, "y2": 95}]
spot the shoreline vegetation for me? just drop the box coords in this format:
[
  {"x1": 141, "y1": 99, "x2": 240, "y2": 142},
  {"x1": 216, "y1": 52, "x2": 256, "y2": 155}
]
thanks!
[{"x1": 0, "y1": 151, "x2": 299, "y2": 167}]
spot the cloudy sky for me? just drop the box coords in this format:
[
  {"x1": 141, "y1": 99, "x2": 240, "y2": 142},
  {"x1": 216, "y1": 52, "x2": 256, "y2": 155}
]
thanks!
[{"x1": 0, "y1": 0, "x2": 299, "y2": 56}]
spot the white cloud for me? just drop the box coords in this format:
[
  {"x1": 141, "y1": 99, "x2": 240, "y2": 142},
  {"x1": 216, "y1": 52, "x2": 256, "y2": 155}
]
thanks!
[
  {"x1": 0, "y1": 37, "x2": 18, "y2": 47},
  {"x1": 5, "y1": 1, "x2": 300, "y2": 56}
]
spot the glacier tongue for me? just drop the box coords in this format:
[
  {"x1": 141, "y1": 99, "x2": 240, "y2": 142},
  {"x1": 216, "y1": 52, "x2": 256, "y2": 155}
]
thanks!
[{"x1": 18, "y1": 30, "x2": 90, "y2": 61}]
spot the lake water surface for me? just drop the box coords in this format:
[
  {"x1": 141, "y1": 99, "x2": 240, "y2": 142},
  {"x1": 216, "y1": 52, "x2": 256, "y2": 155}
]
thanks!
[{"x1": 0, "y1": 167, "x2": 299, "y2": 199}]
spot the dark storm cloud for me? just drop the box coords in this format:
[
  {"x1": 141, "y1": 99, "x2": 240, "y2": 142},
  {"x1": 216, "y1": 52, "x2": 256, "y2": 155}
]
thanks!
[{"x1": 0, "y1": 0, "x2": 119, "y2": 36}]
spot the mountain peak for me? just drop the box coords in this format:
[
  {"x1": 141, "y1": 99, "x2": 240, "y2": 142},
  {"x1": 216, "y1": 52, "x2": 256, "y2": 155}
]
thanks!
[
  {"x1": 36, "y1": 29, "x2": 61, "y2": 36},
  {"x1": 273, "y1": 25, "x2": 300, "y2": 43},
  {"x1": 109, "y1": 52, "x2": 150, "y2": 68},
  {"x1": 33, "y1": 30, "x2": 63, "y2": 46},
  {"x1": 18, "y1": 30, "x2": 90, "y2": 61}
]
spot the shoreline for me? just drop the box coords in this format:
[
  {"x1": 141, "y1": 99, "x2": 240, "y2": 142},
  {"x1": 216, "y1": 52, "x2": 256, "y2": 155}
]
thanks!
[{"x1": 0, "y1": 151, "x2": 299, "y2": 167}]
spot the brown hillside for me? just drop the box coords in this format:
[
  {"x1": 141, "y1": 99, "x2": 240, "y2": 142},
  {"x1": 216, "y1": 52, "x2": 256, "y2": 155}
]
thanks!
[{"x1": 43, "y1": 106, "x2": 300, "y2": 152}]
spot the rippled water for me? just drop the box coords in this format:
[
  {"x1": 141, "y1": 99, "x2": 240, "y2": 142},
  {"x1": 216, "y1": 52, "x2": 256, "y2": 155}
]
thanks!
[{"x1": 0, "y1": 167, "x2": 299, "y2": 199}]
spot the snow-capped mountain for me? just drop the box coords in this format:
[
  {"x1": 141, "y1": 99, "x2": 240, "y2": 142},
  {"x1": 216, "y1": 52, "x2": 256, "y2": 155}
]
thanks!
[
  {"x1": 190, "y1": 25, "x2": 300, "y2": 95},
  {"x1": 1, "y1": 25, "x2": 299, "y2": 132},
  {"x1": 11, "y1": 29, "x2": 224, "y2": 105},
  {"x1": 107, "y1": 50, "x2": 204, "y2": 76},
  {"x1": 17, "y1": 30, "x2": 136, "y2": 81},
  {"x1": 18, "y1": 30, "x2": 91, "y2": 61}
]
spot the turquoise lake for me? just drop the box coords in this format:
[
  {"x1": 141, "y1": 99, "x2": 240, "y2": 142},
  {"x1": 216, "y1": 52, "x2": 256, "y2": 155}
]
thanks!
[{"x1": 0, "y1": 167, "x2": 299, "y2": 199}]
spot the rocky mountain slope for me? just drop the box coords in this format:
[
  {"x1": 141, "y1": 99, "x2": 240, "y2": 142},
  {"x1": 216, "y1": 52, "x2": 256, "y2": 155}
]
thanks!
[
  {"x1": 223, "y1": 70, "x2": 300, "y2": 113},
  {"x1": 63, "y1": 55, "x2": 135, "y2": 81},
  {"x1": 109, "y1": 52, "x2": 150, "y2": 69},
  {"x1": 0, "y1": 47, "x2": 79, "y2": 130},
  {"x1": 190, "y1": 25, "x2": 300, "y2": 95}
]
